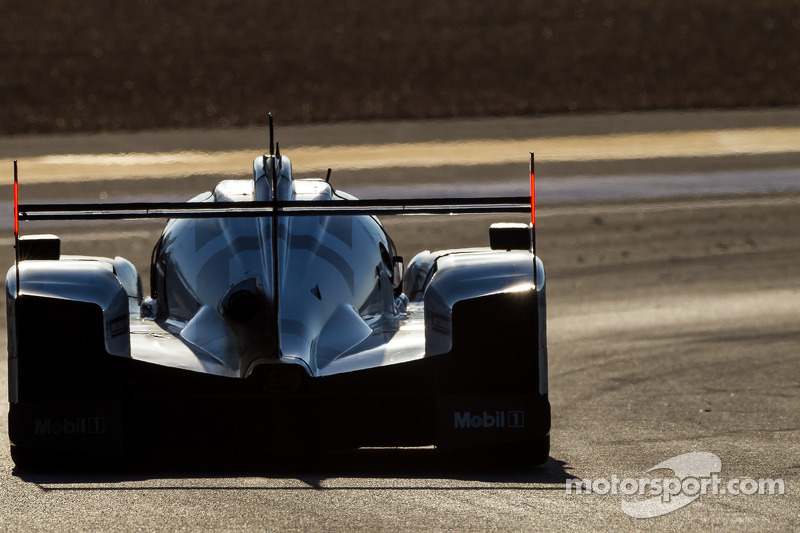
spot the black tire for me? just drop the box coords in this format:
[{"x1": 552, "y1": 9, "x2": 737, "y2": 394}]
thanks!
[
  {"x1": 497, "y1": 435, "x2": 550, "y2": 466},
  {"x1": 10, "y1": 446, "x2": 57, "y2": 471},
  {"x1": 10, "y1": 446, "x2": 120, "y2": 472},
  {"x1": 444, "y1": 435, "x2": 550, "y2": 470}
]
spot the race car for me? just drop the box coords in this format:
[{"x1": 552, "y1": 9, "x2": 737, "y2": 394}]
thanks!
[{"x1": 6, "y1": 129, "x2": 549, "y2": 469}]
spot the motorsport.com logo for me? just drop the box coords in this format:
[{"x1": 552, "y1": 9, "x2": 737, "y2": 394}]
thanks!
[{"x1": 454, "y1": 410, "x2": 525, "y2": 429}]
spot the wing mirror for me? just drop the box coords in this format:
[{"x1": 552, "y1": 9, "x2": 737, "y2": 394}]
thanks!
[{"x1": 489, "y1": 222, "x2": 532, "y2": 251}]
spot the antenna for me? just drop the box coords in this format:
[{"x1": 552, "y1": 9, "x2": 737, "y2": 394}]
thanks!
[
  {"x1": 268, "y1": 113, "x2": 274, "y2": 156},
  {"x1": 325, "y1": 168, "x2": 332, "y2": 183}
]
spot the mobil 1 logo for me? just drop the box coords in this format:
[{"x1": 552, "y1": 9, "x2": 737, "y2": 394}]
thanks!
[
  {"x1": 436, "y1": 394, "x2": 537, "y2": 449},
  {"x1": 454, "y1": 410, "x2": 525, "y2": 429},
  {"x1": 34, "y1": 416, "x2": 106, "y2": 435}
]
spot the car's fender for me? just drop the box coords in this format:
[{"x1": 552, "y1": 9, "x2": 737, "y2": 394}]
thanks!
[
  {"x1": 422, "y1": 250, "x2": 544, "y2": 356},
  {"x1": 6, "y1": 259, "x2": 131, "y2": 357}
]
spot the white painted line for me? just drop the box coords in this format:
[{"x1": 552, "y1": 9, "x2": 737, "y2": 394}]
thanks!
[
  {"x1": 0, "y1": 230, "x2": 154, "y2": 247},
  {"x1": 538, "y1": 195, "x2": 800, "y2": 217},
  {"x1": 4, "y1": 127, "x2": 800, "y2": 184}
]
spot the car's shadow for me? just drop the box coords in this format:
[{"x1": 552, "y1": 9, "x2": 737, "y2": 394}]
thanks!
[{"x1": 14, "y1": 448, "x2": 574, "y2": 491}]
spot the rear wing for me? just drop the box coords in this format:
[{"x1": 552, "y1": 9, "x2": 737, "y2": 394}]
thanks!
[
  {"x1": 12, "y1": 153, "x2": 538, "y2": 359},
  {"x1": 12, "y1": 152, "x2": 538, "y2": 289},
  {"x1": 17, "y1": 196, "x2": 531, "y2": 220}
]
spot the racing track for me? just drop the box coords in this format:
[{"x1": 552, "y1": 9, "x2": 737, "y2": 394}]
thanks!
[{"x1": 0, "y1": 110, "x2": 798, "y2": 530}]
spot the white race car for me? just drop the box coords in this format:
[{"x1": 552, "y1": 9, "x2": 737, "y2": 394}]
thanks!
[{"x1": 7, "y1": 125, "x2": 548, "y2": 468}]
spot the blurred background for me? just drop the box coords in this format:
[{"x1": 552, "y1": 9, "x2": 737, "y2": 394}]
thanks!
[{"x1": 2, "y1": 0, "x2": 799, "y2": 134}]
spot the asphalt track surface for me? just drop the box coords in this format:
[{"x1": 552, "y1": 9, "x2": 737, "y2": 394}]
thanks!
[{"x1": 0, "y1": 110, "x2": 798, "y2": 530}]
